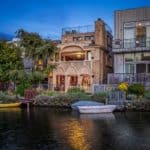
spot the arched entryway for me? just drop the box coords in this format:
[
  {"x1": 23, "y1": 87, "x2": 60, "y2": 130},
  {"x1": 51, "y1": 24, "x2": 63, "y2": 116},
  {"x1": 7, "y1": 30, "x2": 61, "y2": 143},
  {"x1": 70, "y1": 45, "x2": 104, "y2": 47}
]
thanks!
[
  {"x1": 53, "y1": 67, "x2": 66, "y2": 91},
  {"x1": 81, "y1": 74, "x2": 91, "y2": 91}
]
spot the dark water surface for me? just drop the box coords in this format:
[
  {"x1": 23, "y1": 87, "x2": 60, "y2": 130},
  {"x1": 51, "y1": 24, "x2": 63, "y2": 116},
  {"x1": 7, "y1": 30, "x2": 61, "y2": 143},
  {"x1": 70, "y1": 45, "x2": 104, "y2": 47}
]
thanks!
[{"x1": 0, "y1": 108, "x2": 150, "y2": 150}]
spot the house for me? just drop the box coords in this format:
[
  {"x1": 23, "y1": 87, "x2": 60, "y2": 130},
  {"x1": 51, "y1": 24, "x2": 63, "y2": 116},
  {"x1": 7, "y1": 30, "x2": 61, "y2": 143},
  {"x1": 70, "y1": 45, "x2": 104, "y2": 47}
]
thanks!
[
  {"x1": 49, "y1": 19, "x2": 113, "y2": 92},
  {"x1": 108, "y1": 7, "x2": 150, "y2": 86}
]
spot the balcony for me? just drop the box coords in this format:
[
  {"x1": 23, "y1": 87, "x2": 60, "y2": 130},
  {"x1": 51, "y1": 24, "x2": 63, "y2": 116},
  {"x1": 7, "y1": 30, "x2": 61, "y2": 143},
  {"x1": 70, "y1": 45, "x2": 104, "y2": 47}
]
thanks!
[
  {"x1": 113, "y1": 38, "x2": 150, "y2": 53},
  {"x1": 57, "y1": 60, "x2": 91, "y2": 67},
  {"x1": 107, "y1": 73, "x2": 150, "y2": 86}
]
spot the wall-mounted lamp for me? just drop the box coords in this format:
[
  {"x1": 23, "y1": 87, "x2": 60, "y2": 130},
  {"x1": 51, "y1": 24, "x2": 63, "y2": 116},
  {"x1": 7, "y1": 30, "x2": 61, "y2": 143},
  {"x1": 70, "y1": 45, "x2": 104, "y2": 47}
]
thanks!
[
  {"x1": 138, "y1": 22, "x2": 142, "y2": 26},
  {"x1": 48, "y1": 72, "x2": 53, "y2": 78}
]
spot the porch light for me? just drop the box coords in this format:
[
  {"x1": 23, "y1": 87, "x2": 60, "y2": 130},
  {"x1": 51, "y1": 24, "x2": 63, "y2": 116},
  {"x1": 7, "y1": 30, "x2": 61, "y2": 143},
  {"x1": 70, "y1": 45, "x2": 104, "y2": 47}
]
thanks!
[
  {"x1": 138, "y1": 22, "x2": 142, "y2": 26},
  {"x1": 38, "y1": 59, "x2": 43, "y2": 65},
  {"x1": 48, "y1": 72, "x2": 53, "y2": 77}
]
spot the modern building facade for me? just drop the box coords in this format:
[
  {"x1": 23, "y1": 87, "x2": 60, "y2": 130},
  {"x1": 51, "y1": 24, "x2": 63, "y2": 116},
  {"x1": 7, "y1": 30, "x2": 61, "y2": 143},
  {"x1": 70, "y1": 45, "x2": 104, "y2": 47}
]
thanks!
[
  {"x1": 108, "y1": 7, "x2": 150, "y2": 86},
  {"x1": 50, "y1": 19, "x2": 112, "y2": 92}
]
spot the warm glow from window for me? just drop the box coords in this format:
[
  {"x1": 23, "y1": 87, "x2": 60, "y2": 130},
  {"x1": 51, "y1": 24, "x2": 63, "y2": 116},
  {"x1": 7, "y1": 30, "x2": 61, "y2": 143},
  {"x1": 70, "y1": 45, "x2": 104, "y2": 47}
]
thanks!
[{"x1": 38, "y1": 60, "x2": 43, "y2": 65}]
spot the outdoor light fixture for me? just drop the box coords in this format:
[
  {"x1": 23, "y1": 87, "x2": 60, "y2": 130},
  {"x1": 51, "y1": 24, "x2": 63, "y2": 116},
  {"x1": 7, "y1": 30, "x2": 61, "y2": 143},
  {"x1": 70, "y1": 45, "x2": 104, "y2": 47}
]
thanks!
[
  {"x1": 49, "y1": 72, "x2": 53, "y2": 77},
  {"x1": 138, "y1": 22, "x2": 142, "y2": 26},
  {"x1": 38, "y1": 59, "x2": 43, "y2": 65}
]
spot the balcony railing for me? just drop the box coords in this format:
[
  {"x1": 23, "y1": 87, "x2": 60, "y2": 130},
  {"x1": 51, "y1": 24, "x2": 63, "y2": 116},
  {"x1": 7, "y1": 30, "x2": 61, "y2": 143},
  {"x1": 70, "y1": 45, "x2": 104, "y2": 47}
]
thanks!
[
  {"x1": 62, "y1": 25, "x2": 94, "y2": 36},
  {"x1": 113, "y1": 38, "x2": 150, "y2": 51},
  {"x1": 107, "y1": 73, "x2": 150, "y2": 86}
]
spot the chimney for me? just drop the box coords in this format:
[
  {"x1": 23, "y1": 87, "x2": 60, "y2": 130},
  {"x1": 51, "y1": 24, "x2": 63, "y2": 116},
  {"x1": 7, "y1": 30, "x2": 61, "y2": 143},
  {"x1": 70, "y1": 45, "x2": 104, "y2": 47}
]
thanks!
[{"x1": 94, "y1": 18, "x2": 107, "y2": 47}]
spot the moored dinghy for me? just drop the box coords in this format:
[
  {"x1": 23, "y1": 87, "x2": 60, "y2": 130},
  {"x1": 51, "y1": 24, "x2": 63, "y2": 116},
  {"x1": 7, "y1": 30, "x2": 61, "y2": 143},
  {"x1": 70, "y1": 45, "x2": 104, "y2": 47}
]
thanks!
[
  {"x1": 77, "y1": 105, "x2": 116, "y2": 114},
  {"x1": 0, "y1": 102, "x2": 21, "y2": 108},
  {"x1": 71, "y1": 101, "x2": 104, "y2": 110}
]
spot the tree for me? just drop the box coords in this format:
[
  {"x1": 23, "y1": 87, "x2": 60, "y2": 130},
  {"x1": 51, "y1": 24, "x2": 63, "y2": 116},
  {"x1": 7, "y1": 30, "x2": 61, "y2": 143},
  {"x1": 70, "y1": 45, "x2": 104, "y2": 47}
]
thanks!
[
  {"x1": 16, "y1": 29, "x2": 57, "y2": 71},
  {"x1": 15, "y1": 29, "x2": 58, "y2": 90},
  {"x1": 0, "y1": 41, "x2": 23, "y2": 86}
]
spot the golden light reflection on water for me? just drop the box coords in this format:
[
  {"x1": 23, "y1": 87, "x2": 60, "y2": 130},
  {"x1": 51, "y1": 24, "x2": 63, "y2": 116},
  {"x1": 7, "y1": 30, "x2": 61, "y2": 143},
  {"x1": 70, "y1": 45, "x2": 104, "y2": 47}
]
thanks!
[
  {"x1": 66, "y1": 120, "x2": 90, "y2": 150},
  {"x1": 0, "y1": 107, "x2": 21, "y2": 112},
  {"x1": 52, "y1": 118, "x2": 94, "y2": 150}
]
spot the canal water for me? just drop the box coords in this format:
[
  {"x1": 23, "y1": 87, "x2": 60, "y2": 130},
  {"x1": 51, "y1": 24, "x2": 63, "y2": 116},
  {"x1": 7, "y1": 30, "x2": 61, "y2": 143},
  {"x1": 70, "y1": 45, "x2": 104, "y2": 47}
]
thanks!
[{"x1": 0, "y1": 108, "x2": 150, "y2": 150}]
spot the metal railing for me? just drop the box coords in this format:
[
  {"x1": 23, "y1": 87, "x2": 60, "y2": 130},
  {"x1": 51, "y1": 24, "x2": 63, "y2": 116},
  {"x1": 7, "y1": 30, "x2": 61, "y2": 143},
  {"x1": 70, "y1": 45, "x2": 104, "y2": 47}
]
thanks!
[
  {"x1": 62, "y1": 25, "x2": 94, "y2": 36},
  {"x1": 107, "y1": 73, "x2": 150, "y2": 85},
  {"x1": 113, "y1": 38, "x2": 150, "y2": 49}
]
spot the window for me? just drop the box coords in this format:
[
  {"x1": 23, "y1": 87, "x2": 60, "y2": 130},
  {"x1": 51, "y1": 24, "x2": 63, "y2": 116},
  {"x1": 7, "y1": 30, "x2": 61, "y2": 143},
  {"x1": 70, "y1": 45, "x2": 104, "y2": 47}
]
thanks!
[
  {"x1": 125, "y1": 64, "x2": 134, "y2": 73},
  {"x1": 87, "y1": 51, "x2": 91, "y2": 60},
  {"x1": 136, "y1": 25, "x2": 146, "y2": 47},
  {"x1": 70, "y1": 76, "x2": 78, "y2": 86},
  {"x1": 84, "y1": 36, "x2": 94, "y2": 41},
  {"x1": 124, "y1": 27, "x2": 135, "y2": 48},
  {"x1": 73, "y1": 37, "x2": 82, "y2": 41},
  {"x1": 124, "y1": 54, "x2": 134, "y2": 62},
  {"x1": 148, "y1": 64, "x2": 150, "y2": 73},
  {"x1": 136, "y1": 64, "x2": 146, "y2": 73},
  {"x1": 146, "y1": 26, "x2": 150, "y2": 47}
]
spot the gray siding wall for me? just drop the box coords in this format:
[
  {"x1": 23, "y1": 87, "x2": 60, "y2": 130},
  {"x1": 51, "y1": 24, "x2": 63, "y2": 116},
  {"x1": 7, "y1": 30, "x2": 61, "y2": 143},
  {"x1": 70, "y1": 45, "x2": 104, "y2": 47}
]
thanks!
[{"x1": 115, "y1": 7, "x2": 150, "y2": 40}]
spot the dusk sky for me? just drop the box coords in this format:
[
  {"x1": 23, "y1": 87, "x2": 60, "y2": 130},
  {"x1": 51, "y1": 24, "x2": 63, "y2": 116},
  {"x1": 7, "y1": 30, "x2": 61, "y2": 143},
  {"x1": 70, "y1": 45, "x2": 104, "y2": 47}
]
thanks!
[{"x1": 0, "y1": 0, "x2": 150, "y2": 39}]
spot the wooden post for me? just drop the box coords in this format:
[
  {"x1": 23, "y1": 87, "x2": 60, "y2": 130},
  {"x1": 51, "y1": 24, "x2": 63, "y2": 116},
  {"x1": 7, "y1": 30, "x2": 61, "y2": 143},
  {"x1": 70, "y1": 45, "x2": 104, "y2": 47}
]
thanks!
[{"x1": 27, "y1": 102, "x2": 30, "y2": 113}]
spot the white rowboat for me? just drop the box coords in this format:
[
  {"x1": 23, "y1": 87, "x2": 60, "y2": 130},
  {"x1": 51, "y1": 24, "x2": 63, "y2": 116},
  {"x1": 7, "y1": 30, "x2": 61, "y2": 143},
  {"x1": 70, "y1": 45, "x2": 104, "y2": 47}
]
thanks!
[{"x1": 77, "y1": 105, "x2": 116, "y2": 114}]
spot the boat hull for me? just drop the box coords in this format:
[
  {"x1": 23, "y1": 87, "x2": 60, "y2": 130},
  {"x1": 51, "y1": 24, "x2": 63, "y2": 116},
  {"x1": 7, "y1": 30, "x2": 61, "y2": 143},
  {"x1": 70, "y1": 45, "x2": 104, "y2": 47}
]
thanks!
[
  {"x1": 0, "y1": 102, "x2": 22, "y2": 108},
  {"x1": 78, "y1": 105, "x2": 116, "y2": 114},
  {"x1": 71, "y1": 101, "x2": 104, "y2": 110}
]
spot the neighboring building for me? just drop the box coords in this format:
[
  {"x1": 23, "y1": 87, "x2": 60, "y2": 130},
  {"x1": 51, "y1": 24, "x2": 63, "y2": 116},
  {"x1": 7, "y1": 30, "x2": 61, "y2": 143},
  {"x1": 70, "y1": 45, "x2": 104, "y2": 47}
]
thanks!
[
  {"x1": 49, "y1": 19, "x2": 112, "y2": 92},
  {"x1": 108, "y1": 7, "x2": 150, "y2": 86}
]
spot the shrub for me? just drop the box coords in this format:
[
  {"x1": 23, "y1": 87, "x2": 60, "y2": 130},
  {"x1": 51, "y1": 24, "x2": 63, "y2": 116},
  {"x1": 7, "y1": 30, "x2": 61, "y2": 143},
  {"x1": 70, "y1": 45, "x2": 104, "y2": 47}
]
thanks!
[
  {"x1": 91, "y1": 92, "x2": 107, "y2": 103},
  {"x1": 0, "y1": 91, "x2": 17, "y2": 103},
  {"x1": 144, "y1": 90, "x2": 150, "y2": 100},
  {"x1": 33, "y1": 94, "x2": 73, "y2": 107},
  {"x1": 67, "y1": 87, "x2": 85, "y2": 94},
  {"x1": 24, "y1": 88, "x2": 37, "y2": 99},
  {"x1": 41, "y1": 90, "x2": 55, "y2": 96},
  {"x1": 67, "y1": 92, "x2": 91, "y2": 101},
  {"x1": 16, "y1": 83, "x2": 31, "y2": 96},
  {"x1": 0, "y1": 91, "x2": 6, "y2": 100},
  {"x1": 118, "y1": 82, "x2": 128, "y2": 91},
  {"x1": 127, "y1": 83, "x2": 144, "y2": 99}
]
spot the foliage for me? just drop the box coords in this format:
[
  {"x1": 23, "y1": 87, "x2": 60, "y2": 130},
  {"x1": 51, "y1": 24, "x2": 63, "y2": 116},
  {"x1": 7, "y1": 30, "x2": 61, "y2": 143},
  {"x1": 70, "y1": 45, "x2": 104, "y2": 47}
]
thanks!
[
  {"x1": 67, "y1": 92, "x2": 91, "y2": 101},
  {"x1": 24, "y1": 88, "x2": 37, "y2": 99},
  {"x1": 67, "y1": 87, "x2": 90, "y2": 100},
  {"x1": 127, "y1": 83, "x2": 144, "y2": 98},
  {"x1": 67, "y1": 87, "x2": 85, "y2": 94},
  {"x1": 16, "y1": 83, "x2": 31, "y2": 96},
  {"x1": 144, "y1": 90, "x2": 150, "y2": 100},
  {"x1": 0, "y1": 91, "x2": 6, "y2": 100},
  {"x1": 91, "y1": 92, "x2": 107, "y2": 103},
  {"x1": 0, "y1": 41, "x2": 23, "y2": 82},
  {"x1": 32, "y1": 71, "x2": 45, "y2": 84},
  {"x1": 44, "y1": 64, "x2": 56, "y2": 76},
  {"x1": 33, "y1": 94, "x2": 73, "y2": 107},
  {"x1": 15, "y1": 29, "x2": 43, "y2": 58},
  {"x1": 118, "y1": 82, "x2": 128, "y2": 91},
  {"x1": 0, "y1": 91, "x2": 18, "y2": 103},
  {"x1": 16, "y1": 29, "x2": 57, "y2": 71},
  {"x1": 41, "y1": 90, "x2": 55, "y2": 96}
]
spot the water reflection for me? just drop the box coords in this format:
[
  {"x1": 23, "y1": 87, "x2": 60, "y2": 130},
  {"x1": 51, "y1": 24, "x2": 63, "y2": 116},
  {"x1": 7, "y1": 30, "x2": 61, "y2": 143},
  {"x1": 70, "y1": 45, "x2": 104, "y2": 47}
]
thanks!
[
  {"x1": 80, "y1": 113, "x2": 116, "y2": 120},
  {"x1": 0, "y1": 108, "x2": 150, "y2": 150},
  {"x1": 64, "y1": 119, "x2": 90, "y2": 150}
]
